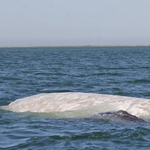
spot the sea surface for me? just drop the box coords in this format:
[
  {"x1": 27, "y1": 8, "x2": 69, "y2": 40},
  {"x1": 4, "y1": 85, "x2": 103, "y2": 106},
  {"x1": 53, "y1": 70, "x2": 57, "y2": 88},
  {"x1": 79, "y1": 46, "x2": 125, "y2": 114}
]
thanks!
[{"x1": 0, "y1": 46, "x2": 150, "y2": 150}]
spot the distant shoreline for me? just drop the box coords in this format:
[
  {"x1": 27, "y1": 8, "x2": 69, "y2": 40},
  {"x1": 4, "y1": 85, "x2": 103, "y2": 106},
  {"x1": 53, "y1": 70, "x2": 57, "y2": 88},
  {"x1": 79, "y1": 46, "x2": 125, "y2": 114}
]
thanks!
[{"x1": 0, "y1": 45, "x2": 150, "y2": 48}]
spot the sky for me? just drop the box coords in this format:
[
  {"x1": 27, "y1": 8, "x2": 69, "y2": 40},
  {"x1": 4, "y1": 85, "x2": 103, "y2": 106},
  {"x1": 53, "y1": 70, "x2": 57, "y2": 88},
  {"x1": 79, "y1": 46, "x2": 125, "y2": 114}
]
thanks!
[{"x1": 0, "y1": 0, "x2": 150, "y2": 47}]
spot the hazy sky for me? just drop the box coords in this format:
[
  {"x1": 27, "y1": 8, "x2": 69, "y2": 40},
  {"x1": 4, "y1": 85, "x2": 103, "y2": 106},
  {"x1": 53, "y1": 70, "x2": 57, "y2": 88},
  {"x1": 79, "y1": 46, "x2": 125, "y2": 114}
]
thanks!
[{"x1": 0, "y1": 0, "x2": 150, "y2": 46}]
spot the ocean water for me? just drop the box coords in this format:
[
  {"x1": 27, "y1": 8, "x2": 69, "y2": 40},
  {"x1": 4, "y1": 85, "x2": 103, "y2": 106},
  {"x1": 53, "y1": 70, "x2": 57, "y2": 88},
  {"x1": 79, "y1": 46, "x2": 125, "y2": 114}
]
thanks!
[{"x1": 0, "y1": 46, "x2": 150, "y2": 149}]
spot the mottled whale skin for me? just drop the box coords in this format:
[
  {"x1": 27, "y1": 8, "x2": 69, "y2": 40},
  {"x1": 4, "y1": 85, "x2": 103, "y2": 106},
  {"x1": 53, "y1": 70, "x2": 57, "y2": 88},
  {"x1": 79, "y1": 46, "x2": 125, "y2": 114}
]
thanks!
[
  {"x1": 90, "y1": 110, "x2": 147, "y2": 123},
  {"x1": 1, "y1": 92, "x2": 150, "y2": 121}
]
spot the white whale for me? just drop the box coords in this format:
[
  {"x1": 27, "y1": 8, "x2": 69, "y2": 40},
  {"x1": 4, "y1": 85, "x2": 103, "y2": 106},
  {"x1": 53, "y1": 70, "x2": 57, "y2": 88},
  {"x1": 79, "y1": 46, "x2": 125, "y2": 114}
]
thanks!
[{"x1": 1, "y1": 92, "x2": 150, "y2": 119}]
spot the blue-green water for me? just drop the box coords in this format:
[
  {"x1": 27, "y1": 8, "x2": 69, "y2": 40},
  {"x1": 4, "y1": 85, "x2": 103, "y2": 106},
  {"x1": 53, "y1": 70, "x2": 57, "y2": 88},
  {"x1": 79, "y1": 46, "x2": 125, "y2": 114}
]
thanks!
[{"x1": 0, "y1": 46, "x2": 150, "y2": 149}]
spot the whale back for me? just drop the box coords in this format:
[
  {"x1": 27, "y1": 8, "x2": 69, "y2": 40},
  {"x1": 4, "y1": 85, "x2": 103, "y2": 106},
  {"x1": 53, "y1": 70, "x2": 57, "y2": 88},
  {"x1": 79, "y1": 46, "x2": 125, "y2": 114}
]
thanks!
[
  {"x1": 1, "y1": 92, "x2": 150, "y2": 119},
  {"x1": 89, "y1": 110, "x2": 147, "y2": 123}
]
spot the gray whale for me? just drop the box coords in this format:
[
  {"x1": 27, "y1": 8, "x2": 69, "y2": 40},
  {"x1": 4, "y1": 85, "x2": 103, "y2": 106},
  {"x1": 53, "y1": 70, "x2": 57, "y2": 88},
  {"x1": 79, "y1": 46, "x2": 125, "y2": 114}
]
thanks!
[
  {"x1": 1, "y1": 93, "x2": 150, "y2": 121},
  {"x1": 90, "y1": 110, "x2": 147, "y2": 123}
]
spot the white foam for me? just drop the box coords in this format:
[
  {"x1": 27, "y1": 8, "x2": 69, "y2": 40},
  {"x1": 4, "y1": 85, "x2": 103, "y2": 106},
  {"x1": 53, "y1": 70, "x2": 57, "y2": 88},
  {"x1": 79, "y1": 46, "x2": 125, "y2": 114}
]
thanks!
[{"x1": 1, "y1": 92, "x2": 150, "y2": 118}]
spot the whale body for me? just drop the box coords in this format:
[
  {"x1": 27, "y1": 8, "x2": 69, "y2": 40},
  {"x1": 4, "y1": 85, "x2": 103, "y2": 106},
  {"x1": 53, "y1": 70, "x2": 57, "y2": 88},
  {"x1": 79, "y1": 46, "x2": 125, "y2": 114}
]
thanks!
[{"x1": 1, "y1": 92, "x2": 150, "y2": 120}]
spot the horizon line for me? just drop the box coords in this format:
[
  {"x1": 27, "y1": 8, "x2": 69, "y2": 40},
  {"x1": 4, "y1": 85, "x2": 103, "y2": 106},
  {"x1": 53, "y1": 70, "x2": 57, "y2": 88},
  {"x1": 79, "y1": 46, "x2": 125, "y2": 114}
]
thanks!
[{"x1": 0, "y1": 44, "x2": 150, "y2": 48}]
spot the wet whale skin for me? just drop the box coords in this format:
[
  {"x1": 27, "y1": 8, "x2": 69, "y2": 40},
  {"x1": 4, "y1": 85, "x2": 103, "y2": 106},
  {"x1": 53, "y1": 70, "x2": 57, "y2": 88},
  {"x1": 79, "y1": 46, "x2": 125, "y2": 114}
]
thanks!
[{"x1": 90, "y1": 110, "x2": 147, "y2": 123}]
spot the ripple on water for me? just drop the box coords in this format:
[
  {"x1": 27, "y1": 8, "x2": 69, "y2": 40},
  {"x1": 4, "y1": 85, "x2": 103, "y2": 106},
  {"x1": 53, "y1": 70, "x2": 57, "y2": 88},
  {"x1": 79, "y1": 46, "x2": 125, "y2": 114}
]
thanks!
[{"x1": 1, "y1": 47, "x2": 150, "y2": 149}]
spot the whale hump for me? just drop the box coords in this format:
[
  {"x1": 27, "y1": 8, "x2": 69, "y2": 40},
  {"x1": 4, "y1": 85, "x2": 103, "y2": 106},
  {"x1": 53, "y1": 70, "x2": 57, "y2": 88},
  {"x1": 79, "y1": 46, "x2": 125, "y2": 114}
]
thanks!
[
  {"x1": 1, "y1": 92, "x2": 150, "y2": 120},
  {"x1": 90, "y1": 110, "x2": 147, "y2": 123}
]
